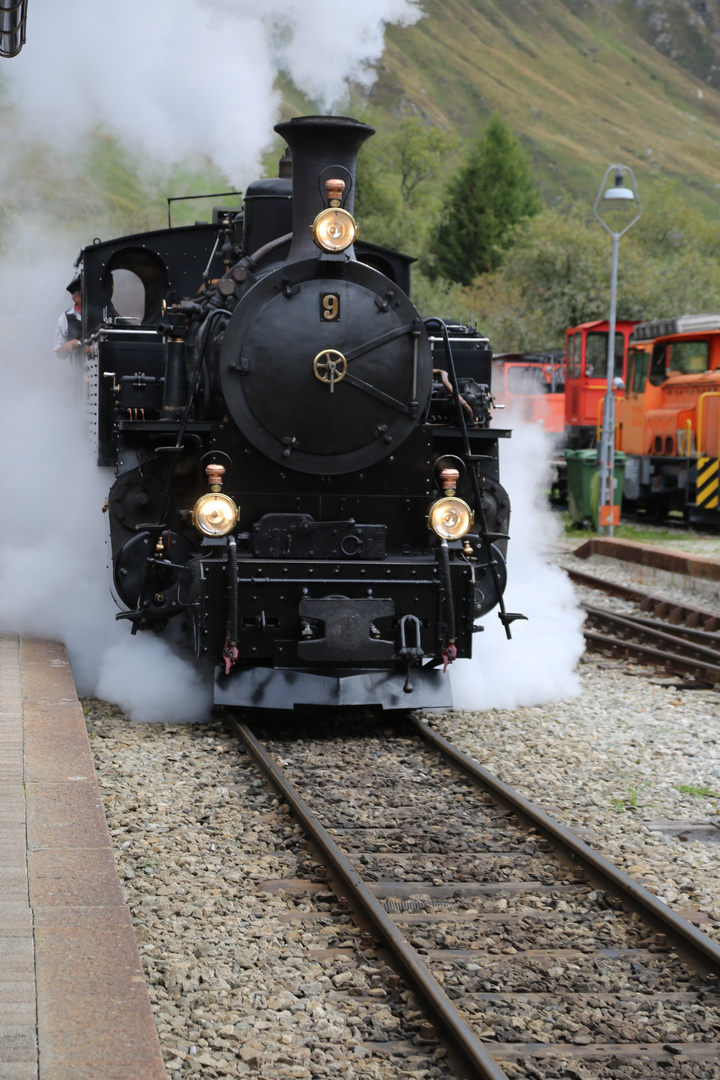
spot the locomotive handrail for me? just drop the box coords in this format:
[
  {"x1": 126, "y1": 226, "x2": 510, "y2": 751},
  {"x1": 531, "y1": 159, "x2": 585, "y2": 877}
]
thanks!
[
  {"x1": 166, "y1": 190, "x2": 242, "y2": 229},
  {"x1": 697, "y1": 392, "x2": 720, "y2": 459}
]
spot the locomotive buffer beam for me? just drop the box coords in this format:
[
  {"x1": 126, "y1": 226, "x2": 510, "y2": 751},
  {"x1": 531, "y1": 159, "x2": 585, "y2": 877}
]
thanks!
[{"x1": 297, "y1": 597, "x2": 394, "y2": 662}]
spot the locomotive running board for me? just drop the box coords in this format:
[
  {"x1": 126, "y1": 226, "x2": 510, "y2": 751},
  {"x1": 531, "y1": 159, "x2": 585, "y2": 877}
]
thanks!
[{"x1": 213, "y1": 665, "x2": 453, "y2": 710}]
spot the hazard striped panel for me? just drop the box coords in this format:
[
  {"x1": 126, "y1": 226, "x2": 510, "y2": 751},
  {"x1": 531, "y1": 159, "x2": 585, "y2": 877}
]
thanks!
[{"x1": 696, "y1": 457, "x2": 720, "y2": 509}]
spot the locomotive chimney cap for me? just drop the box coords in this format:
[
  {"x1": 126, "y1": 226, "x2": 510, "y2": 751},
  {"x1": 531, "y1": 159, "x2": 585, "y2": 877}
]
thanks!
[
  {"x1": 440, "y1": 467, "x2": 460, "y2": 494},
  {"x1": 205, "y1": 463, "x2": 226, "y2": 490},
  {"x1": 325, "y1": 178, "x2": 346, "y2": 206}
]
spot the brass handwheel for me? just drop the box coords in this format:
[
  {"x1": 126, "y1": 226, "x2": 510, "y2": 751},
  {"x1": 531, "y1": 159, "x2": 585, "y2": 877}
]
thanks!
[{"x1": 313, "y1": 349, "x2": 347, "y2": 393}]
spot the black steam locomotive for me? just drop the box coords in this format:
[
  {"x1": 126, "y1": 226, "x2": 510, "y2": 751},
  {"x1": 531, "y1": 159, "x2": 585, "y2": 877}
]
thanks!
[{"x1": 79, "y1": 115, "x2": 516, "y2": 710}]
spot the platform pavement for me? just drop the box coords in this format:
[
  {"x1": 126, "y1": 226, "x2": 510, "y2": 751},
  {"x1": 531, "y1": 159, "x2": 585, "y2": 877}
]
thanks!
[{"x1": 0, "y1": 634, "x2": 167, "y2": 1080}]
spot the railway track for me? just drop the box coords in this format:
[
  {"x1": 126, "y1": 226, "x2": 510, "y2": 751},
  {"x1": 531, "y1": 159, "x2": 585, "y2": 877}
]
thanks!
[
  {"x1": 565, "y1": 566, "x2": 720, "y2": 685},
  {"x1": 228, "y1": 712, "x2": 720, "y2": 1080}
]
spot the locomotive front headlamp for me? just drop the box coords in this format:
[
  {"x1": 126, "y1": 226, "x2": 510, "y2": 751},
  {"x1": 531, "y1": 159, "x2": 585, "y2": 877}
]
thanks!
[
  {"x1": 311, "y1": 207, "x2": 358, "y2": 253},
  {"x1": 428, "y1": 496, "x2": 474, "y2": 541},
  {"x1": 192, "y1": 493, "x2": 240, "y2": 537}
]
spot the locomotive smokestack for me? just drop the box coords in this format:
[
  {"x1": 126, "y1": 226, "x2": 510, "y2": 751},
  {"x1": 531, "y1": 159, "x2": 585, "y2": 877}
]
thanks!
[{"x1": 273, "y1": 115, "x2": 374, "y2": 264}]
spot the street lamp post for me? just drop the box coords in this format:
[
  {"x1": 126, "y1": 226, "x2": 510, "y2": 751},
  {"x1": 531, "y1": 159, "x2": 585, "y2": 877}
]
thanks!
[{"x1": 593, "y1": 165, "x2": 641, "y2": 536}]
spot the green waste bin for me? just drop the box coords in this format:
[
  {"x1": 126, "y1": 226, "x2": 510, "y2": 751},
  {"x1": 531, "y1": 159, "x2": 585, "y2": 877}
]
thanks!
[{"x1": 565, "y1": 448, "x2": 626, "y2": 527}]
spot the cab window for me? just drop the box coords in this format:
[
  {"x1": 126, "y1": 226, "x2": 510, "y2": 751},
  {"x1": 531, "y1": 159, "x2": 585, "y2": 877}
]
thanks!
[
  {"x1": 584, "y1": 331, "x2": 624, "y2": 379},
  {"x1": 627, "y1": 346, "x2": 649, "y2": 394},
  {"x1": 567, "y1": 334, "x2": 576, "y2": 378},
  {"x1": 649, "y1": 340, "x2": 709, "y2": 385}
]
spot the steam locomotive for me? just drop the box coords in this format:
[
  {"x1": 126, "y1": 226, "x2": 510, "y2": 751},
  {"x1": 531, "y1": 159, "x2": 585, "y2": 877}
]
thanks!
[{"x1": 79, "y1": 115, "x2": 515, "y2": 710}]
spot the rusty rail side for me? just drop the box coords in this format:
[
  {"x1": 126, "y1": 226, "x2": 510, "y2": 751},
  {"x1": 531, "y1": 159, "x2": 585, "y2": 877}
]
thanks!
[
  {"x1": 412, "y1": 717, "x2": 720, "y2": 980},
  {"x1": 232, "y1": 717, "x2": 509, "y2": 1080}
]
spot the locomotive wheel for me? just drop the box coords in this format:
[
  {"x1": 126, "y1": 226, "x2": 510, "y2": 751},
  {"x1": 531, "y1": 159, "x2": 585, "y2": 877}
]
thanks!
[{"x1": 218, "y1": 259, "x2": 432, "y2": 475}]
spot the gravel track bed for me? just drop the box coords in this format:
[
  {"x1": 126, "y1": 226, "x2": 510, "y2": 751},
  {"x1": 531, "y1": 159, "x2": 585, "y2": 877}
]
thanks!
[
  {"x1": 83, "y1": 703, "x2": 452, "y2": 1080},
  {"x1": 265, "y1": 727, "x2": 720, "y2": 1078},
  {"x1": 82, "y1": 544, "x2": 720, "y2": 1080}
]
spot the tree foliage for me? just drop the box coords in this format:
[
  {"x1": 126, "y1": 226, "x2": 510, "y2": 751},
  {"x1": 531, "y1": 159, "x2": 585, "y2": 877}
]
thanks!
[
  {"x1": 462, "y1": 187, "x2": 720, "y2": 352},
  {"x1": 355, "y1": 114, "x2": 457, "y2": 258},
  {"x1": 338, "y1": 113, "x2": 720, "y2": 353},
  {"x1": 434, "y1": 115, "x2": 541, "y2": 286}
]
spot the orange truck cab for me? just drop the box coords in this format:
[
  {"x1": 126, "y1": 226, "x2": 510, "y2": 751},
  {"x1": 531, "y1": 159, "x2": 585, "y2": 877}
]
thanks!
[
  {"x1": 618, "y1": 315, "x2": 720, "y2": 522},
  {"x1": 564, "y1": 319, "x2": 638, "y2": 448}
]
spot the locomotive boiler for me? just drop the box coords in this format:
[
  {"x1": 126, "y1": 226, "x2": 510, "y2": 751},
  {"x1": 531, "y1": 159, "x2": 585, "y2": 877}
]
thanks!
[{"x1": 79, "y1": 115, "x2": 516, "y2": 710}]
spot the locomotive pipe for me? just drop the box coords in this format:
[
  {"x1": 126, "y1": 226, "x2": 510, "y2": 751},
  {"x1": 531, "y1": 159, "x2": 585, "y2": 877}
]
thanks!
[
  {"x1": 439, "y1": 540, "x2": 456, "y2": 647},
  {"x1": 273, "y1": 115, "x2": 374, "y2": 264},
  {"x1": 245, "y1": 231, "x2": 293, "y2": 271},
  {"x1": 433, "y1": 368, "x2": 474, "y2": 418},
  {"x1": 161, "y1": 339, "x2": 188, "y2": 418},
  {"x1": 226, "y1": 537, "x2": 238, "y2": 637}
]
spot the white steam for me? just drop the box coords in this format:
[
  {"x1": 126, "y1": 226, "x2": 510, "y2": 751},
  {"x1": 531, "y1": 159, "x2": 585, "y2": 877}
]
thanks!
[
  {"x1": 4, "y1": 0, "x2": 424, "y2": 183},
  {"x1": 449, "y1": 421, "x2": 585, "y2": 710},
  {"x1": 0, "y1": 0, "x2": 424, "y2": 722},
  {"x1": 0, "y1": 257, "x2": 213, "y2": 723}
]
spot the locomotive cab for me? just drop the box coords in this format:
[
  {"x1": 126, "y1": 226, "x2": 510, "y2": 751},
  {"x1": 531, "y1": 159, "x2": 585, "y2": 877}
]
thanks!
[{"x1": 80, "y1": 115, "x2": 513, "y2": 710}]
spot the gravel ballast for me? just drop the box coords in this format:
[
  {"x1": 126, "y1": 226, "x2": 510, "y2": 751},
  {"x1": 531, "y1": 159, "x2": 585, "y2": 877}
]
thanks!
[{"x1": 83, "y1": 541, "x2": 720, "y2": 1079}]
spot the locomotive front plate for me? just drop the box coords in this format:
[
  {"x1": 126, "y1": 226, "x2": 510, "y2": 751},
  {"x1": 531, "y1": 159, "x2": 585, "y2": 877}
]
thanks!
[{"x1": 219, "y1": 259, "x2": 432, "y2": 475}]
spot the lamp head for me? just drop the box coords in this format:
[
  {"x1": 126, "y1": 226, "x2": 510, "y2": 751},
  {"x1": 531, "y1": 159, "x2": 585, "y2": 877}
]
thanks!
[
  {"x1": 594, "y1": 164, "x2": 641, "y2": 236},
  {"x1": 604, "y1": 171, "x2": 634, "y2": 201}
]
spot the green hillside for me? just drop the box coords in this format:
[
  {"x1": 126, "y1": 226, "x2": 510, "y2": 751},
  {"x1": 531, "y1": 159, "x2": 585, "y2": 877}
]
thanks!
[
  {"x1": 5, "y1": 0, "x2": 720, "y2": 254},
  {"x1": 371, "y1": 0, "x2": 720, "y2": 215}
]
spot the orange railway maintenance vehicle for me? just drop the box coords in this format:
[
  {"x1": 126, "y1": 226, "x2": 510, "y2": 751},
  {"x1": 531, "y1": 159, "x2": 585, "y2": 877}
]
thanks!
[
  {"x1": 617, "y1": 315, "x2": 720, "y2": 524},
  {"x1": 564, "y1": 319, "x2": 638, "y2": 449}
]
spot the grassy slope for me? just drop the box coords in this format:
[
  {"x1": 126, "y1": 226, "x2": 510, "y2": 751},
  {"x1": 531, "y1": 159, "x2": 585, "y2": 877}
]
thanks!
[
  {"x1": 5, "y1": 0, "x2": 720, "y2": 241},
  {"x1": 373, "y1": 0, "x2": 720, "y2": 215}
]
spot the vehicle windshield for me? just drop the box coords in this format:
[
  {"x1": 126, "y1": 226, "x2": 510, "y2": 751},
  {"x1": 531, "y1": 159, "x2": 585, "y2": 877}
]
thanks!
[
  {"x1": 584, "y1": 331, "x2": 625, "y2": 379},
  {"x1": 626, "y1": 346, "x2": 650, "y2": 394},
  {"x1": 649, "y1": 339, "x2": 709, "y2": 385}
]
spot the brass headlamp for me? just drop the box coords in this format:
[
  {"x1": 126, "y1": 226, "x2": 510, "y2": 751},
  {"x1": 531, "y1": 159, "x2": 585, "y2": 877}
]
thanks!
[
  {"x1": 311, "y1": 178, "x2": 358, "y2": 254},
  {"x1": 191, "y1": 464, "x2": 240, "y2": 538},
  {"x1": 427, "y1": 467, "x2": 474, "y2": 540}
]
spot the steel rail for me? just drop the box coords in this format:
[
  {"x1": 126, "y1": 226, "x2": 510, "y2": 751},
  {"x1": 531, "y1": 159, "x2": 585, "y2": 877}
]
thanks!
[
  {"x1": 231, "y1": 718, "x2": 509, "y2": 1080},
  {"x1": 583, "y1": 628, "x2": 720, "y2": 684},
  {"x1": 613, "y1": 609, "x2": 720, "y2": 648},
  {"x1": 583, "y1": 603, "x2": 720, "y2": 665},
  {"x1": 411, "y1": 717, "x2": 720, "y2": 979},
  {"x1": 565, "y1": 566, "x2": 720, "y2": 630}
]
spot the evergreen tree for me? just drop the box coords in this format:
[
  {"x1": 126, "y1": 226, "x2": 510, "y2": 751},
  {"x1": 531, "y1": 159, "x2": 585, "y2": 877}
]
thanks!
[{"x1": 434, "y1": 115, "x2": 541, "y2": 286}]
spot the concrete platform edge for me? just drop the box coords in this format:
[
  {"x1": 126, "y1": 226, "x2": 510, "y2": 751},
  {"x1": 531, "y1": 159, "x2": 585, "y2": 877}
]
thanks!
[
  {"x1": 20, "y1": 636, "x2": 167, "y2": 1080},
  {"x1": 573, "y1": 537, "x2": 720, "y2": 581}
]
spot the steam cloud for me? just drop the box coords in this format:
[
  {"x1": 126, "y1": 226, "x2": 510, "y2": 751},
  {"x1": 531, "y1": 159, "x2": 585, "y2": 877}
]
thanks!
[
  {"x1": 450, "y1": 420, "x2": 585, "y2": 710},
  {"x1": 0, "y1": 0, "x2": 585, "y2": 721},
  {"x1": 0, "y1": 0, "x2": 425, "y2": 722},
  {"x1": 3, "y1": 0, "x2": 425, "y2": 183}
]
